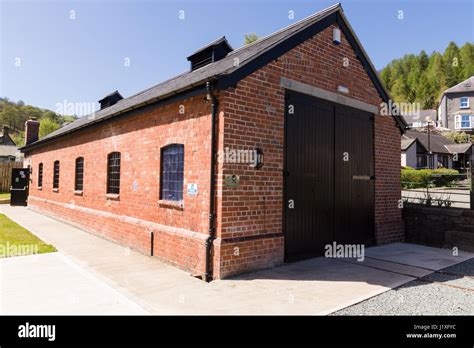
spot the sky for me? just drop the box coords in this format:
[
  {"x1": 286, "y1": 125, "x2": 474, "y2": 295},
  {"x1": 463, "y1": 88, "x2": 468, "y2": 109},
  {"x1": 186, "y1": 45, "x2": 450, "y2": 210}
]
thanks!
[{"x1": 1, "y1": 0, "x2": 473, "y2": 115}]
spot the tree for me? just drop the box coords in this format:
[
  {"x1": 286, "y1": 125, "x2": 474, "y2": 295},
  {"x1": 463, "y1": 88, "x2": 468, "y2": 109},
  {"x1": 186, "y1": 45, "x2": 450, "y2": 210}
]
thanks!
[
  {"x1": 442, "y1": 131, "x2": 472, "y2": 144},
  {"x1": 443, "y1": 41, "x2": 463, "y2": 87},
  {"x1": 11, "y1": 131, "x2": 24, "y2": 146},
  {"x1": 418, "y1": 50, "x2": 429, "y2": 71},
  {"x1": 426, "y1": 52, "x2": 445, "y2": 97},
  {"x1": 0, "y1": 103, "x2": 19, "y2": 130},
  {"x1": 39, "y1": 118, "x2": 60, "y2": 139},
  {"x1": 244, "y1": 33, "x2": 259, "y2": 45},
  {"x1": 459, "y1": 42, "x2": 474, "y2": 79},
  {"x1": 380, "y1": 67, "x2": 392, "y2": 90},
  {"x1": 416, "y1": 74, "x2": 433, "y2": 109}
]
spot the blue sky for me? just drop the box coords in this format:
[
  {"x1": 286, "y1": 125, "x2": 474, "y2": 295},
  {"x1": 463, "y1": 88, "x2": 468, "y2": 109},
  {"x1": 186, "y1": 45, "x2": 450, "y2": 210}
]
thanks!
[{"x1": 1, "y1": 0, "x2": 472, "y2": 115}]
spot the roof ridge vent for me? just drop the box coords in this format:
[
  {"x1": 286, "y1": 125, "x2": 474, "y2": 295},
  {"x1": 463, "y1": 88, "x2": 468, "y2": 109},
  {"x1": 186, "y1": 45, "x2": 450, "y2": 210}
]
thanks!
[
  {"x1": 187, "y1": 36, "x2": 233, "y2": 71},
  {"x1": 99, "y1": 90, "x2": 123, "y2": 110}
]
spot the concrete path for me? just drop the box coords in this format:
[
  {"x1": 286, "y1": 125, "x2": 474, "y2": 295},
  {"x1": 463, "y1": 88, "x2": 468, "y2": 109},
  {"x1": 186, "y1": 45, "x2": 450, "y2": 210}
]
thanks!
[
  {"x1": 0, "y1": 252, "x2": 147, "y2": 314},
  {"x1": 0, "y1": 206, "x2": 472, "y2": 315}
]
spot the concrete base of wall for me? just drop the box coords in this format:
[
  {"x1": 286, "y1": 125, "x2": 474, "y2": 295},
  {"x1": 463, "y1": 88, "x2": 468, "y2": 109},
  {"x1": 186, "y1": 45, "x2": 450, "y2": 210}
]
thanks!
[
  {"x1": 28, "y1": 197, "x2": 284, "y2": 280},
  {"x1": 28, "y1": 197, "x2": 209, "y2": 277}
]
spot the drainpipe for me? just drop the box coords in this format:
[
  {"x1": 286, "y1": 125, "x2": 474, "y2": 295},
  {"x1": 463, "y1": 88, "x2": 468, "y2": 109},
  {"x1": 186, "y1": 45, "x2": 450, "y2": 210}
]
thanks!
[{"x1": 205, "y1": 81, "x2": 217, "y2": 282}]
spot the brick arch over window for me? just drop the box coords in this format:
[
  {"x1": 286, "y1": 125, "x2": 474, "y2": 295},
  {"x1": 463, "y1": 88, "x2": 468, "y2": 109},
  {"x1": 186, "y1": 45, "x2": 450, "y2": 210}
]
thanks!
[
  {"x1": 75, "y1": 157, "x2": 84, "y2": 191},
  {"x1": 160, "y1": 144, "x2": 184, "y2": 201},
  {"x1": 107, "y1": 152, "x2": 121, "y2": 194}
]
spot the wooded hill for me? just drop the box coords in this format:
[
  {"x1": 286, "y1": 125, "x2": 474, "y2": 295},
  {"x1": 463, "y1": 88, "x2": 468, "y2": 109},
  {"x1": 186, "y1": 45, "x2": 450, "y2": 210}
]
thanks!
[
  {"x1": 0, "y1": 98, "x2": 76, "y2": 145},
  {"x1": 380, "y1": 42, "x2": 474, "y2": 109}
]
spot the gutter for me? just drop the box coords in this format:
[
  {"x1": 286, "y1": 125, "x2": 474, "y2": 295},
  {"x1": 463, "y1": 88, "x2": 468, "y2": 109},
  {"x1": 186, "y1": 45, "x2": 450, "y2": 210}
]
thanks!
[{"x1": 205, "y1": 81, "x2": 218, "y2": 282}]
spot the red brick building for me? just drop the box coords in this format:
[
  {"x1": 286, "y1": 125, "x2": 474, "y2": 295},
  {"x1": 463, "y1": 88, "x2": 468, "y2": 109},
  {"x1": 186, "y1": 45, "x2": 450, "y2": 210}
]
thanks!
[{"x1": 21, "y1": 4, "x2": 406, "y2": 280}]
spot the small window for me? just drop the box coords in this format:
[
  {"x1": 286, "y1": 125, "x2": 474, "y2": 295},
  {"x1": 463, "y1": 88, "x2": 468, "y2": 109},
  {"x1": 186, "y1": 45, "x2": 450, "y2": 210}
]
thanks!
[
  {"x1": 160, "y1": 144, "x2": 184, "y2": 201},
  {"x1": 107, "y1": 152, "x2": 121, "y2": 194},
  {"x1": 460, "y1": 97, "x2": 469, "y2": 108},
  {"x1": 75, "y1": 157, "x2": 84, "y2": 191},
  {"x1": 438, "y1": 155, "x2": 449, "y2": 168},
  {"x1": 53, "y1": 160, "x2": 60, "y2": 189},
  {"x1": 455, "y1": 114, "x2": 473, "y2": 129},
  {"x1": 38, "y1": 163, "x2": 43, "y2": 187},
  {"x1": 416, "y1": 154, "x2": 427, "y2": 168},
  {"x1": 461, "y1": 115, "x2": 471, "y2": 129}
]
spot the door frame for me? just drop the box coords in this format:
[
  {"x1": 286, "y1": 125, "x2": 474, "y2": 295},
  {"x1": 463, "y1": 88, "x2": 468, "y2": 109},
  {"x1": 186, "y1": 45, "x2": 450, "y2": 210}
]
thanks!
[{"x1": 283, "y1": 89, "x2": 376, "y2": 261}]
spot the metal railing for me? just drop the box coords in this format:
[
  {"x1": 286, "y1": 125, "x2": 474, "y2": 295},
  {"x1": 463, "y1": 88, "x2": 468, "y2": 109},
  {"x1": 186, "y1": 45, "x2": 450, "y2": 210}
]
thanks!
[{"x1": 402, "y1": 173, "x2": 472, "y2": 209}]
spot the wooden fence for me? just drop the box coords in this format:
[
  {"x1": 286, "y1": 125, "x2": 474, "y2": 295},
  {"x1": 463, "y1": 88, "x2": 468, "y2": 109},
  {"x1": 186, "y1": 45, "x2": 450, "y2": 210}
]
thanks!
[{"x1": 0, "y1": 162, "x2": 23, "y2": 192}]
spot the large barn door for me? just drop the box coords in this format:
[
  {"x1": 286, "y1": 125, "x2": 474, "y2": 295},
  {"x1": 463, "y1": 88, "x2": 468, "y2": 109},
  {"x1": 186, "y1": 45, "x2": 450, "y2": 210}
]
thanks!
[
  {"x1": 334, "y1": 105, "x2": 375, "y2": 246},
  {"x1": 284, "y1": 92, "x2": 334, "y2": 260},
  {"x1": 284, "y1": 91, "x2": 374, "y2": 261}
]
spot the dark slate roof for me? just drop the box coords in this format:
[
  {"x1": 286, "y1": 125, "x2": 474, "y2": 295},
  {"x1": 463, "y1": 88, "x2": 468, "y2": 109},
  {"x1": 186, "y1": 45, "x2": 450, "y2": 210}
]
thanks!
[
  {"x1": 402, "y1": 129, "x2": 468, "y2": 155},
  {"x1": 445, "y1": 143, "x2": 472, "y2": 154},
  {"x1": 0, "y1": 131, "x2": 16, "y2": 146},
  {"x1": 401, "y1": 137, "x2": 415, "y2": 151},
  {"x1": 444, "y1": 76, "x2": 474, "y2": 94},
  {"x1": 21, "y1": 3, "x2": 405, "y2": 151}
]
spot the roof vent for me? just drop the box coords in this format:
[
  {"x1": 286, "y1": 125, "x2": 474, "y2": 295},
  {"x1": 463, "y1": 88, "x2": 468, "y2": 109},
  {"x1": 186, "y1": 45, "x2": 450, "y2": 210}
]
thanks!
[
  {"x1": 187, "y1": 37, "x2": 233, "y2": 71},
  {"x1": 99, "y1": 90, "x2": 123, "y2": 110}
]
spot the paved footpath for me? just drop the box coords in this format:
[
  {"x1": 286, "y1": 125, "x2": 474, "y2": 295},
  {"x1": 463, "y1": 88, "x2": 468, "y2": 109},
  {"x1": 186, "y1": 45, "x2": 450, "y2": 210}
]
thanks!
[{"x1": 0, "y1": 205, "x2": 472, "y2": 315}]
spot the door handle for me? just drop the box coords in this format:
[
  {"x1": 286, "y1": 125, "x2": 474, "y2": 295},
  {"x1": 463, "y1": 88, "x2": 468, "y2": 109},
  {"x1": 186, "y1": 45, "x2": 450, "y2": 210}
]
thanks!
[{"x1": 352, "y1": 175, "x2": 375, "y2": 181}]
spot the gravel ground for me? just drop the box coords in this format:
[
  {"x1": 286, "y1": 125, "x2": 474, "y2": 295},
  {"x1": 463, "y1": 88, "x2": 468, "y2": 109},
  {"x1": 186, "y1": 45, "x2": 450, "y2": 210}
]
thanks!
[{"x1": 331, "y1": 258, "x2": 474, "y2": 315}]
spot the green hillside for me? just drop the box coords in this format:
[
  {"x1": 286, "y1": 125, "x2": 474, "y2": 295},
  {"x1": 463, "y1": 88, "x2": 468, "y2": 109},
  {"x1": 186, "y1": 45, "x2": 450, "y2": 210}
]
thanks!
[
  {"x1": 380, "y1": 42, "x2": 474, "y2": 109},
  {"x1": 0, "y1": 98, "x2": 77, "y2": 146}
]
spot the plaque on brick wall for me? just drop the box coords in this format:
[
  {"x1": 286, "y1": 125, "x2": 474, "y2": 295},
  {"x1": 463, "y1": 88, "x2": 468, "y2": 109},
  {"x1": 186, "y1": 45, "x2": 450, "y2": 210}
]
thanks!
[{"x1": 224, "y1": 174, "x2": 240, "y2": 187}]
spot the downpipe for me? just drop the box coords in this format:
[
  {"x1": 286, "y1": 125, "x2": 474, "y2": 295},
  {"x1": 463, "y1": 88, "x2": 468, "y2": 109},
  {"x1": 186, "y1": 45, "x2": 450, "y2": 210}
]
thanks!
[{"x1": 205, "y1": 81, "x2": 217, "y2": 282}]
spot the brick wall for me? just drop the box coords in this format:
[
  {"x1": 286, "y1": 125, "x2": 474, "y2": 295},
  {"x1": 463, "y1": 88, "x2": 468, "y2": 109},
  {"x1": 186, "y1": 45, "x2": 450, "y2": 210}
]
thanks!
[
  {"x1": 26, "y1": 95, "x2": 213, "y2": 276},
  {"x1": 215, "y1": 23, "x2": 404, "y2": 278}
]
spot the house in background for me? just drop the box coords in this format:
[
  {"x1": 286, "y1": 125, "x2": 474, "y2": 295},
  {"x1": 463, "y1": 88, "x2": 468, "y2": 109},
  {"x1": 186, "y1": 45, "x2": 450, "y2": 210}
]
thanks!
[
  {"x1": 401, "y1": 129, "x2": 473, "y2": 171},
  {"x1": 0, "y1": 126, "x2": 21, "y2": 163},
  {"x1": 438, "y1": 76, "x2": 474, "y2": 133},
  {"x1": 401, "y1": 136, "x2": 429, "y2": 168},
  {"x1": 402, "y1": 109, "x2": 438, "y2": 129}
]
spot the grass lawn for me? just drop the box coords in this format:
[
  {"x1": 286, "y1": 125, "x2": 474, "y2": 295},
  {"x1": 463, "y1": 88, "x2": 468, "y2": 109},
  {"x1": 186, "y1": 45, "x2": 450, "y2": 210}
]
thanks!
[
  {"x1": 0, "y1": 192, "x2": 10, "y2": 200},
  {"x1": 0, "y1": 214, "x2": 56, "y2": 257}
]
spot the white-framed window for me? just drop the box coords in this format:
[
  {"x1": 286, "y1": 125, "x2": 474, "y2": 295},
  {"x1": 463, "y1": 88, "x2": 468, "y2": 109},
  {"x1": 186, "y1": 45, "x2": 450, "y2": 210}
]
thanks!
[
  {"x1": 455, "y1": 114, "x2": 474, "y2": 129},
  {"x1": 460, "y1": 97, "x2": 469, "y2": 108}
]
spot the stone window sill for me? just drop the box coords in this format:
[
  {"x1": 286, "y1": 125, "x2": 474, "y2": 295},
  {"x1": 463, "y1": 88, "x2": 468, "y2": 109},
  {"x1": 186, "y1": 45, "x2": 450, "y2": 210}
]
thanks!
[
  {"x1": 158, "y1": 200, "x2": 184, "y2": 210},
  {"x1": 37, "y1": 186, "x2": 42, "y2": 191},
  {"x1": 106, "y1": 193, "x2": 120, "y2": 200},
  {"x1": 52, "y1": 188, "x2": 59, "y2": 193},
  {"x1": 74, "y1": 190, "x2": 83, "y2": 196}
]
